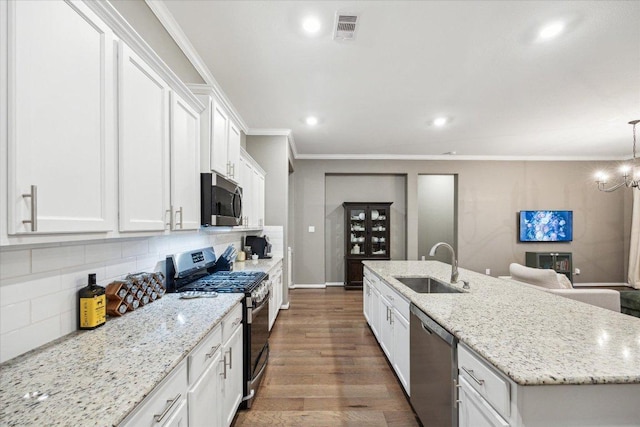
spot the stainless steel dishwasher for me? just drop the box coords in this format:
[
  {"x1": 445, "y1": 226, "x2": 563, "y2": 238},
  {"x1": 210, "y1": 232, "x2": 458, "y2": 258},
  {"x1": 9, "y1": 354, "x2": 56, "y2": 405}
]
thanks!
[{"x1": 410, "y1": 303, "x2": 458, "y2": 427}]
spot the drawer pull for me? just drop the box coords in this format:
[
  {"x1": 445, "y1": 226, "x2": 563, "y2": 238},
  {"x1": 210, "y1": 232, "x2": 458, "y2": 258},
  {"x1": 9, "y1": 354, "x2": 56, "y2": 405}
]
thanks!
[
  {"x1": 461, "y1": 366, "x2": 485, "y2": 386},
  {"x1": 232, "y1": 317, "x2": 242, "y2": 327},
  {"x1": 153, "y1": 393, "x2": 181, "y2": 423},
  {"x1": 387, "y1": 294, "x2": 394, "y2": 301},
  {"x1": 206, "y1": 343, "x2": 221, "y2": 359}
]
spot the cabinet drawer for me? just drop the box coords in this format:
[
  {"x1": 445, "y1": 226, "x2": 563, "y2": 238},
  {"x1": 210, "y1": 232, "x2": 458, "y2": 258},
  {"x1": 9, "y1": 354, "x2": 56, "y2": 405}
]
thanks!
[
  {"x1": 222, "y1": 303, "x2": 243, "y2": 344},
  {"x1": 188, "y1": 323, "x2": 222, "y2": 384},
  {"x1": 377, "y1": 277, "x2": 410, "y2": 320},
  {"x1": 458, "y1": 344, "x2": 510, "y2": 419},
  {"x1": 122, "y1": 360, "x2": 188, "y2": 426}
]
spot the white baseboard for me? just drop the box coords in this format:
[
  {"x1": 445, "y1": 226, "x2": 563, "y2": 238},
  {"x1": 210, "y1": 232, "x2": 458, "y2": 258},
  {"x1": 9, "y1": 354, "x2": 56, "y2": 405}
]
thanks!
[
  {"x1": 325, "y1": 282, "x2": 344, "y2": 287},
  {"x1": 290, "y1": 284, "x2": 326, "y2": 289},
  {"x1": 280, "y1": 302, "x2": 290, "y2": 310},
  {"x1": 574, "y1": 282, "x2": 631, "y2": 287}
]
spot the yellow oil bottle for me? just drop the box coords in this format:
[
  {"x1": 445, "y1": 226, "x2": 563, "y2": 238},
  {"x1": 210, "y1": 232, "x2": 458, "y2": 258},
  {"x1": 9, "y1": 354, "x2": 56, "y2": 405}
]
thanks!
[{"x1": 78, "y1": 273, "x2": 106, "y2": 330}]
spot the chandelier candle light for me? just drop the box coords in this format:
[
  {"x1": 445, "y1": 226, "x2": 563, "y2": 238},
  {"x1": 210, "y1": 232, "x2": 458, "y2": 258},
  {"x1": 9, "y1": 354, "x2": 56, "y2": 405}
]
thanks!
[{"x1": 596, "y1": 120, "x2": 640, "y2": 192}]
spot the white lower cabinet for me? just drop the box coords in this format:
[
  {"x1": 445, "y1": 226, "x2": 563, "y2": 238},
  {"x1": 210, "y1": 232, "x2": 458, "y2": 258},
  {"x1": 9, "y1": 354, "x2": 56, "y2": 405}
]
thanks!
[
  {"x1": 122, "y1": 303, "x2": 243, "y2": 427},
  {"x1": 268, "y1": 261, "x2": 283, "y2": 331},
  {"x1": 363, "y1": 268, "x2": 410, "y2": 395},
  {"x1": 121, "y1": 360, "x2": 188, "y2": 427},
  {"x1": 459, "y1": 376, "x2": 509, "y2": 427}
]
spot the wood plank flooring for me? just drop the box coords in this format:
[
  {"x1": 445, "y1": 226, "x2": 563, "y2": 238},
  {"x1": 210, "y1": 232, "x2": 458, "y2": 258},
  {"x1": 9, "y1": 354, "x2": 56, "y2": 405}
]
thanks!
[{"x1": 232, "y1": 288, "x2": 420, "y2": 427}]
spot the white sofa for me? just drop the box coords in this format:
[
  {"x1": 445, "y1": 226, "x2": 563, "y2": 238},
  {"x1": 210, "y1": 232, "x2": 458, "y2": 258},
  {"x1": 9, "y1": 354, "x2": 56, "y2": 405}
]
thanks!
[{"x1": 505, "y1": 263, "x2": 621, "y2": 312}]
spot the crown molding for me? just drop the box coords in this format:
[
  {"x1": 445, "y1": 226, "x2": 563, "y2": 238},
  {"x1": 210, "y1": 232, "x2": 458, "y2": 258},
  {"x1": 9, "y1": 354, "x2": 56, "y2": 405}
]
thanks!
[
  {"x1": 87, "y1": 0, "x2": 203, "y2": 112},
  {"x1": 145, "y1": 0, "x2": 247, "y2": 131},
  {"x1": 292, "y1": 153, "x2": 627, "y2": 161}
]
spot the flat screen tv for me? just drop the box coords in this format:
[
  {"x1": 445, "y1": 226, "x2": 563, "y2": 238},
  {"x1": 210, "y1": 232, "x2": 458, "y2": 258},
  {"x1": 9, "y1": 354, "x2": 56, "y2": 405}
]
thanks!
[{"x1": 519, "y1": 210, "x2": 573, "y2": 242}]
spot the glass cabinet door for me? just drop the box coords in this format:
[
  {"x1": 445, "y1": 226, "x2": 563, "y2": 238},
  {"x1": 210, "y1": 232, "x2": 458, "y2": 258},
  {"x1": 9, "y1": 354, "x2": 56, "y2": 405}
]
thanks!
[
  {"x1": 369, "y1": 206, "x2": 388, "y2": 257},
  {"x1": 348, "y1": 207, "x2": 366, "y2": 256}
]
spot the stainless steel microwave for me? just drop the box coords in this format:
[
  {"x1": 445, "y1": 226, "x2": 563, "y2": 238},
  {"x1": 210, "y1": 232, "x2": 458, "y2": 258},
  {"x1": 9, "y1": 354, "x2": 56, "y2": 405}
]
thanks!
[{"x1": 201, "y1": 173, "x2": 242, "y2": 226}]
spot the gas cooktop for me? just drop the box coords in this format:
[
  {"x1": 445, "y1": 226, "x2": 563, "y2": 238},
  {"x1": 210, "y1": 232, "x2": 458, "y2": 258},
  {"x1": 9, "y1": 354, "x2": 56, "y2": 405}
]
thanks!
[{"x1": 180, "y1": 271, "x2": 267, "y2": 294}]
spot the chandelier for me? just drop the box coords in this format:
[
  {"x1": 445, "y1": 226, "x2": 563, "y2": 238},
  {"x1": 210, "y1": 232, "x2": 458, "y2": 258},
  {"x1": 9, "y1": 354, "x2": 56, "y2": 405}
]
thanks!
[{"x1": 596, "y1": 119, "x2": 640, "y2": 192}]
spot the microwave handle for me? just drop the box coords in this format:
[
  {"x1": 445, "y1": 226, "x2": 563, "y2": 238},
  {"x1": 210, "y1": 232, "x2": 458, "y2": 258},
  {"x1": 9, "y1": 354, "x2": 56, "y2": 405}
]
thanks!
[{"x1": 233, "y1": 188, "x2": 242, "y2": 220}]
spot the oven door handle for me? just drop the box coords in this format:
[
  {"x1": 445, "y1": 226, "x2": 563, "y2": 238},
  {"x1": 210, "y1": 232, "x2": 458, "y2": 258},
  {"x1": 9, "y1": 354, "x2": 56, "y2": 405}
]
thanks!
[{"x1": 247, "y1": 291, "x2": 269, "y2": 324}]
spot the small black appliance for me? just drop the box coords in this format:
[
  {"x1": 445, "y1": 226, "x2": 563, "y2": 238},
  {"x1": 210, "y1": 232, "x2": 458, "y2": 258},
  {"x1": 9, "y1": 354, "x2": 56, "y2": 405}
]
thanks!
[{"x1": 245, "y1": 235, "x2": 272, "y2": 259}]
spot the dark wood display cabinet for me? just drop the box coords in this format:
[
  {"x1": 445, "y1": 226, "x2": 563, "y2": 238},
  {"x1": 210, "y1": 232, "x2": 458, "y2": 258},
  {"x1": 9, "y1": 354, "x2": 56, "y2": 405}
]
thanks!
[
  {"x1": 525, "y1": 251, "x2": 573, "y2": 282},
  {"x1": 343, "y1": 202, "x2": 392, "y2": 289}
]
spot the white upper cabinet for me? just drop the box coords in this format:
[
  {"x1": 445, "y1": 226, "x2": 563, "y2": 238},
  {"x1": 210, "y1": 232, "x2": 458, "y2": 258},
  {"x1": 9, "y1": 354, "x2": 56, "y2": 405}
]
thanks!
[
  {"x1": 227, "y1": 122, "x2": 241, "y2": 181},
  {"x1": 191, "y1": 87, "x2": 241, "y2": 183},
  {"x1": 7, "y1": 0, "x2": 115, "y2": 234},
  {"x1": 211, "y1": 102, "x2": 229, "y2": 177},
  {"x1": 238, "y1": 149, "x2": 265, "y2": 228},
  {"x1": 170, "y1": 93, "x2": 201, "y2": 230},
  {"x1": 118, "y1": 42, "x2": 170, "y2": 232}
]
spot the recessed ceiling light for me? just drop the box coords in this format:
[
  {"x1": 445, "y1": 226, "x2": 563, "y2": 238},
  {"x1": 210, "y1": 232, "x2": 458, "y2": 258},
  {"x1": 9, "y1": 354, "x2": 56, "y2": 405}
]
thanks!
[
  {"x1": 306, "y1": 116, "x2": 318, "y2": 126},
  {"x1": 537, "y1": 21, "x2": 565, "y2": 41},
  {"x1": 432, "y1": 117, "x2": 448, "y2": 127},
  {"x1": 302, "y1": 16, "x2": 321, "y2": 34}
]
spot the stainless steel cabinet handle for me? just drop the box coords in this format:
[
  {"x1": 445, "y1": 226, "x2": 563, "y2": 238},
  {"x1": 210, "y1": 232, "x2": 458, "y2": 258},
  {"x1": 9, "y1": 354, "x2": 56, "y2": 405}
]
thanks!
[
  {"x1": 174, "y1": 206, "x2": 183, "y2": 229},
  {"x1": 22, "y1": 185, "x2": 37, "y2": 231},
  {"x1": 232, "y1": 317, "x2": 241, "y2": 327},
  {"x1": 386, "y1": 306, "x2": 390, "y2": 321},
  {"x1": 166, "y1": 206, "x2": 173, "y2": 229},
  {"x1": 230, "y1": 163, "x2": 235, "y2": 178},
  {"x1": 153, "y1": 393, "x2": 181, "y2": 422},
  {"x1": 220, "y1": 356, "x2": 227, "y2": 379},
  {"x1": 387, "y1": 294, "x2": 394, "y2": 301},
  {"x1": 453, "y1": 379, "x2": 462, "y2": 408},
  {"x1": 206, "y1": 343, "x2": 221, "y2": 359},
  {"x1": 461, "y1": 366, "x2": 485, "y2": 385},
  {"x1": 227, "y1": 347, "x2": 233, "y2": 370}
]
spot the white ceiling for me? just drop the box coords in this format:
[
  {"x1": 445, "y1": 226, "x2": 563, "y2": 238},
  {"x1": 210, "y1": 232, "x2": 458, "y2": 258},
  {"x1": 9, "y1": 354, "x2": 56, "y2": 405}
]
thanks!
[{"x1": 158, "y1": 0, "x2": 640, "y2": 160}]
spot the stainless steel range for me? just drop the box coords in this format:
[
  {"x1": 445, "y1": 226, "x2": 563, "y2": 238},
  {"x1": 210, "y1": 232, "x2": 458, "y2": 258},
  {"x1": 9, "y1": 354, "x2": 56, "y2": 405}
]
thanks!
[{"x1": 165, "y1": 246, "x2": 269, "y2": 409}]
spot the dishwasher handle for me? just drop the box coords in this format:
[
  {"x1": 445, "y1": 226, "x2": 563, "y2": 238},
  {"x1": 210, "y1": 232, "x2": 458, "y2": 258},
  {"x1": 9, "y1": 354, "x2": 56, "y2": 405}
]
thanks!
[{"x1": 410, "y1": 303, "x2": 456, "y2": 346}]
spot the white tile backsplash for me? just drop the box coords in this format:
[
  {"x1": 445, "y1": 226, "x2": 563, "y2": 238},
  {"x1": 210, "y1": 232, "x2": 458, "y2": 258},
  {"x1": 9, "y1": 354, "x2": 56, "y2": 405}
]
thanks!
[
  {"x1": 0, "y1": 301, "x2": 30, "y2": 334},
  {"x1": 0, "y1": 230, "x2": 248, "y2": 363},
  {"x1": 0, "y1": 250, "x2": 31, "y2": 280},
  {"x1": 31, "y1": 245, "x2": 85, "y2": 273},
  {"x1": 85, "y1": 241, "x2": 122, "y2": 264}
]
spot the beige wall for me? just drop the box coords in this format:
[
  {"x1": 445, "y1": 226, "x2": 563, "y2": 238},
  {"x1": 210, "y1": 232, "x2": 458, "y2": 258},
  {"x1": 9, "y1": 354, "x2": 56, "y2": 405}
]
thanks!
[
  {"x1": 293, "y1": 159, "x2": 630, "y2": 285},
  {"x1": 109, "y1": 0, "x2": 205, "y2": 84}
]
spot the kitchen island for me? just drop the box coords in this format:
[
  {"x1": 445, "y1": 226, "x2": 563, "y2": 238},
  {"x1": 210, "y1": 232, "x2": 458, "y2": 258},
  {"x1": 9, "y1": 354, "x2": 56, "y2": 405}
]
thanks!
[{"x1": 363, "y1": 260, "x2": 640, "y2": 426}]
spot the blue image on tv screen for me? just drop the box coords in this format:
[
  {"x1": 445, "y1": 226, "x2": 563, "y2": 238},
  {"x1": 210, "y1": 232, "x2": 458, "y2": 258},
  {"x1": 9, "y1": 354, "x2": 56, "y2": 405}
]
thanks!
[{"x1": 519, "y1": 210, "x2": 573, "y2": 242}]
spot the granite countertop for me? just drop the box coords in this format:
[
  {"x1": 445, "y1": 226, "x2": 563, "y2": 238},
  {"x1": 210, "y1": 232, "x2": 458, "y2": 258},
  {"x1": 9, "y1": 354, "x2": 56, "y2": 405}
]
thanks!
[
  {"x1": 363, "y1": 260, "x2": 640, "y2": 386},
  {"x1": 232, "y1": 256, "x2": 282, "y2": 274},
  {"x1": 0, "y1": 293, "x2": 244, "y2": 427}
]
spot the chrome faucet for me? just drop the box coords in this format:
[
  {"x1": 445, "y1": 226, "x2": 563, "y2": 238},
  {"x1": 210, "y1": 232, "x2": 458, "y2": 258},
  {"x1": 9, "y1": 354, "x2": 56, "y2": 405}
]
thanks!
[{"x1": 428, "y1": 242, "x2": 459, "y2": 284}]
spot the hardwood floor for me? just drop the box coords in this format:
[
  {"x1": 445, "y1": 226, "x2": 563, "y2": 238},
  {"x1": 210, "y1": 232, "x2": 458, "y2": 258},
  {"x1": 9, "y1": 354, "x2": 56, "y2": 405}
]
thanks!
[{"x1": 232, "y1": 288, "x2": 420, "y2": 427}]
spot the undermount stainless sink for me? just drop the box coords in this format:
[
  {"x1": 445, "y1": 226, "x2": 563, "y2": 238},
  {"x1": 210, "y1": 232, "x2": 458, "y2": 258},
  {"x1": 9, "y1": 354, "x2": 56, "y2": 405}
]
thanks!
[{"x1": 395, "y1": 277, "x2": 464, "y2": 294}]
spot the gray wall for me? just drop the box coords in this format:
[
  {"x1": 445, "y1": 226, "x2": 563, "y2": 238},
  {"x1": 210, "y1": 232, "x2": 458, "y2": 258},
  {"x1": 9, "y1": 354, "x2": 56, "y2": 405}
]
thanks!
[
  {"x1": 109, "y1": 0, "x2": 205, "y2": 84},
  {"x1": 324, "y1": 174, "x2": 407, "y2": 284},
  {"x1": 418, "y1": 175, "x2": 457, "y2": 262},
  {"x1": 246, "y1": 135, "x2": 290, "y2": 302},
  {"x1": 293, "y1": 159, "x2": 630, "y2": 285}
]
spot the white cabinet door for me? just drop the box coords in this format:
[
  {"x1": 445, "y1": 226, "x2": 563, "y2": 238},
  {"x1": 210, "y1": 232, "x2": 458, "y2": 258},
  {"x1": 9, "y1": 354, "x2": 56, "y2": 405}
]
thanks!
[
  {"x1": 222, "y1": 324, "x2": 243, "y2": 427},
  {"x1": 378, "y1": 295, "x2": 394, "y2": 361},
  {"x1": 162, "y1": 398, "x2": 188, "y2": 427},
  {"x1": 170, "y1": 93, "x2": 200, "y2": 230},
  {"x1": 188, "y1": 351, "x2": 222, "y2": 427},
  {"x1": 392, "y1": 311, "x2": 410, "y2": 394},
  {"x1": 211, "y1": 102, "x2": 229, "y2": 177},
  {"x1": 252, "y1": 169, "x2": 265, "y2": 227},
  {"x1": 459, "y1": 377, "x2": 510, "y2": 427},
  {"x1": 8, "y1": 0, "x2": 115, "y2": 234},
  {"x1": 118, "y1": 42, "x2": 170, "y2": 232},
  {"x1": 363, "y1": 278, "x2": 371, "y2": 323},
  {"x1": 369, "y1": 283, "x2": 381, "y2": 339},
  {"x1": 240, "y1": 158, "x2": 253, "y2": 226},
  {"x1": 228, "y1": 121, "x2": 241, "y2": 182}
]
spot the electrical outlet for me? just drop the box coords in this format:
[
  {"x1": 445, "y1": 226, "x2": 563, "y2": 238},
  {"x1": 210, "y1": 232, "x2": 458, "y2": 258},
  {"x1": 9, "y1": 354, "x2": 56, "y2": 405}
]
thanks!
[
  {"x1": 308, "y1": 226, "x2": 315, "y2": 233},
  {"x1": 485, "y1": 268, "x2": 491, "y2": 275},
  {"x1": 574, "y1": 268, "x2": 581, "y2": 275},
  {"x1": 421, "y1": 255, "x2": 426, "y2": 261}
]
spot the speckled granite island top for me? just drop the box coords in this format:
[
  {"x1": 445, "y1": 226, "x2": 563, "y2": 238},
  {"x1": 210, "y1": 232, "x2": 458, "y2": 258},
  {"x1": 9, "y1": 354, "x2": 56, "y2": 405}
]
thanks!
[
  {"x1": 0, "y1": 293, "x2": 244, "y2": 427},
  {"x1": 363, "y1": 260, "x2": 640, "y2": 386}
]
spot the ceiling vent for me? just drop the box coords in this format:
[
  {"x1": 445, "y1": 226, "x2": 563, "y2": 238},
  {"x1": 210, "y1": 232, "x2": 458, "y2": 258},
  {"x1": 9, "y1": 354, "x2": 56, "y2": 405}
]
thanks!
[{"x1": 333, "y1": 13, "x2": 359, "y2": 40}]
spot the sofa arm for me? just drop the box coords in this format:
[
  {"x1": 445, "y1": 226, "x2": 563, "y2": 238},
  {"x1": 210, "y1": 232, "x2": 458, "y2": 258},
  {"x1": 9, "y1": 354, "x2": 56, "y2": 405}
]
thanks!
[{"x1": 547, "y1": 289, "x2": 621, "y2": 312}]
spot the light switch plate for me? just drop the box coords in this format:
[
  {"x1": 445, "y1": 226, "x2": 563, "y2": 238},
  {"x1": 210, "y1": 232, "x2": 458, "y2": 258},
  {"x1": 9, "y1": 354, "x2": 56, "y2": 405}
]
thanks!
[{"x1": 308, "y1": 226, "x2": 315, "y2": 233}]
